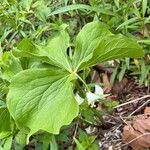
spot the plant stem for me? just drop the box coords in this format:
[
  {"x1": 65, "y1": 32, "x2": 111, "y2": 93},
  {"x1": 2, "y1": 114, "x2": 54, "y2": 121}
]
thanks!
[
  {"x1": 73, "y1": 72, "x2": 90, "y2": 92},
  {"x1": 76, "y1": 81, "x2": 85, "y2": 97}
]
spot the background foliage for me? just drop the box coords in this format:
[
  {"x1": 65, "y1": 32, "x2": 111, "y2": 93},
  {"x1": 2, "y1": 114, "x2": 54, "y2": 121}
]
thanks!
[{"x1": 0, "y1": 0, "x2": 150, "y2": 149}]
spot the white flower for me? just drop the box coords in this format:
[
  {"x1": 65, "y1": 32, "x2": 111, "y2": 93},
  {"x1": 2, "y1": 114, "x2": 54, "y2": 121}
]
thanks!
[
  {"x1": 95, "y1": 85, "x2": 104, "y2": 95},
  {"x1": 75, "y1": 93, "x2": 84, "y2": 105},
  {"x1": 108, "y1": 60, "x2": 114, "y2": 66},
  {"x1": 86, "y1": 85, "x2": 104, "y2": 107}
]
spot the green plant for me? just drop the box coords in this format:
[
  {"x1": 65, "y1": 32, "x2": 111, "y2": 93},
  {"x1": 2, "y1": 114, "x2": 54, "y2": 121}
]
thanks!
[
  {"x1": 0, "y1": 21, "x2": 143, "y2": 148},
  {"x1": 74, "y1": 129, "x2": 98, "y2": 150}
]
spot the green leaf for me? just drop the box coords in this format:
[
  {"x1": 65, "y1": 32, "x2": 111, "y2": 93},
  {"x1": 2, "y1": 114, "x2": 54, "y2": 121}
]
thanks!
[
  {"x1": 5, "y1": 21, "x2": 144, "y2": 141},
  {"x1": 0, "y1": 52, "x2": 22, "y2": 81},
  {"x1": 0, "y1": 145, "x2": 3, "y2": 150},
  {"x1": 49, "y1": 4, "x2": 93, "y2": 16},
  {"x1": 73, "y1": 21, "x2": 143, "y2": 70},
  {"x1": 15, "y1": 131, "x2": 27, "y2": 149},
  {"x1": 133, "y1": 3, "x2": 141, "y2": 18},
  {"x1": 142, "y1": 0, "x2": 147, "y2": 17},
  {"x1": 118, "y1": 64, "x2": 126, "y2": 81},
  {"x1": 116, "y1": 17, "x2": 139, "y2": 30},
  {"x1": 78, "y1": 130, "x2": 97, "y2": 149},
  {"x1": 13, "y1": 30, "x2": 72, "y2": 72},
  {"x1": 19, "y1": 0, "x2": 33, "y2": 11},
  {"x1": 73, "y1": 21, "x2": 112, "y2": 70},
  {"x1": 41, "y1": 30, "x2": 72, "y2": 71},
  {"x1": 50, "y1": 135, "x2": 58, "y2": 150},
  {"x1": 74, "y1": 138, "x2": 85, "y2": 150},
  {"x1": 114, "y1": 0, "x2": 119, "y2": 8},
  {"x1": 0, "y1": 107, "x2": 11, "y2": 139},
  {"x1": 7, "y1": 68, "x2": 79, "y2": 135},
  {"x1": 80, "y1": 34, "x2": 144, "y2": 69},
  {"x1": 3, "y1": 135, "x2": 13, "y2": 150},
  {"x1": 13, "y1": 38, "x2": 49, "y2": 62},
  {"x1": 34, "y1": 0, "x2": 51, "y2": 21}
]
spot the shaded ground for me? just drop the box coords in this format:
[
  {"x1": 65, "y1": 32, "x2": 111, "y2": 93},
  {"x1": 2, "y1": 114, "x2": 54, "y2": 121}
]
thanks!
[{"x1": 93, "y1": 68, "x2": 150, "y2": 150}]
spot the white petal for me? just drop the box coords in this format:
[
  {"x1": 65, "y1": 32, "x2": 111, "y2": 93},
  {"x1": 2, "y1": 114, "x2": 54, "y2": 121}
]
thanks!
[
  {"x1": 108, "y1": 60, "x2": 114, "y2": 66},
  {"x1": 75, "y1": 94, "x2": 84, "y2": 105},
  {"x1": 86, "y1": 92, "x2": 99, "y2": 105},
  {"x1": 95, "y1": 85, "x2": 103, "y2": 95}
]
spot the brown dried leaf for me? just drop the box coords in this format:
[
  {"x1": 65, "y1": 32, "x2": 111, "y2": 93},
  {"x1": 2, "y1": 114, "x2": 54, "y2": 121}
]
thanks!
[
  {"x1": 102, "y1": 73, "x2": 111, "y2": 93},
  {"x1": 133, "y1": 115, "x2": 150, "y2": 133},
  {"x1": 123, "y1": 115, "x2": 150, "y2": 150},
  {"x1": 123, "y1": 125, "x2": 140, "y2": 150},
  {"x1": 111, "y1": 78, "x2": 128, "y2": 95}
]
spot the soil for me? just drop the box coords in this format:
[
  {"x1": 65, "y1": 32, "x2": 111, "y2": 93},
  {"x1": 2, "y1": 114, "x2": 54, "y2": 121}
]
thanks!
[{"x1": 98, "y1": 73, "x2": 150, "y2": 150}]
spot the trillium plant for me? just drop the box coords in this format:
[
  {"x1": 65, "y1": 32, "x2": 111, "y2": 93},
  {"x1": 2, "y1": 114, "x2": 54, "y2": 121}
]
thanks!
[{"x1": 0, "y1": 21, "x2": 143, "y2": 142}]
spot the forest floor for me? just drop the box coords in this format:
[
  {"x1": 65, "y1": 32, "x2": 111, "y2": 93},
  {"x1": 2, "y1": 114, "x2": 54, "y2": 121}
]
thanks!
[{"x1": 88, "y1": 66, "x2": 150, "y2": 150}]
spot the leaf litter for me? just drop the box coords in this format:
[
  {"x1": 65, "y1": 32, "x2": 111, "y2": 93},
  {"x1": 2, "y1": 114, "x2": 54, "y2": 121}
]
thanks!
[
  {"x1": 89, "y1": 67, "x2": 150, "y2": 150},
  {"x1": 123, "y1": 107, "x2": 150, "y2": 150}
]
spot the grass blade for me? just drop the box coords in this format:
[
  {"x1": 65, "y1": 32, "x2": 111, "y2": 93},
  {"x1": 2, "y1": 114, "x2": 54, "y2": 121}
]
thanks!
[
  {"x1": 142, "y1": 0, "x2": 147, "y2": 17},
  {"x1": 116, "y1": 17, "x2": 139, "y2": 30},
  {"x1": 49, "y1": 4, "x2": 93, "y2": 16}
]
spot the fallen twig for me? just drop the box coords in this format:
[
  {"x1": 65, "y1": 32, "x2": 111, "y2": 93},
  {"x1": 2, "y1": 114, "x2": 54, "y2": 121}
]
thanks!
[
  {"x1": 114, "y1": 95, "x2": 150, "y2": 108},
  {"x1": 129, "y1": 99, "x2": 150, "y2": 116}
]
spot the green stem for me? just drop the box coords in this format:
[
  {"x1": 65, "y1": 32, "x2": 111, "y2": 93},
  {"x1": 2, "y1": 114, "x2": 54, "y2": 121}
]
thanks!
[
  {"x1": 73, "y1": 72, "x2": 90, "y2": 92},
  {"x1": 76, "y1": 81, "x2": 85, "y2": 97}
]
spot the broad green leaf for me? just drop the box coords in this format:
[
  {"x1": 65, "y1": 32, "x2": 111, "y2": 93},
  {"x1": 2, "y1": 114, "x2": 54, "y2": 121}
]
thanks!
[
  {"x1": 13, "y1": 38, "x2": 50, "y2": 62},
  {"x1": 0, "y1": 107, "x2": 11, "y2": 139},
  {"x1": 14, "y1": 131, "x2": 27, "y2": 149},
  {"x1": 80, "y1": 34, "x2": 144, "y2": 69},
  {"x1": 41, "y1": 30, "x2": 72, "y2": 71},
  {"x1": 73, "y1": 21, "x2": 143, "y2": 71},
  {"x1": 13, "y1": 30, "x2": 72, "y2": 71},
  {"x1": 38, "y1": 133, "x2": 56, "y2": 150},
  {"x1": 3, "y1": 135, "x2": 13, "y2": 150},
  {"x1": 0, "y1": 52, "x2": 22, "y2": 81},
  {"x1": 0, "y1": 145, "x2": 3, "y2": 149},
  {"x1": 7, "y1": 69, "x2": 79, "y2": 135},
  {"x1": 78, "y1": 130, "x2": 97, "y2": 149},
  {"x1": 50, "y1": 135, "x2": 58, "y2": 150},
  {"x1": 0, "y1": 101, "x2": 6, "y2": 107},
  {"x1": 74, "y1": 138, "x2": 85, "y2": 150},
  {"x1": 73, "y1": 21, "x2": 112, "y2": 70}
]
